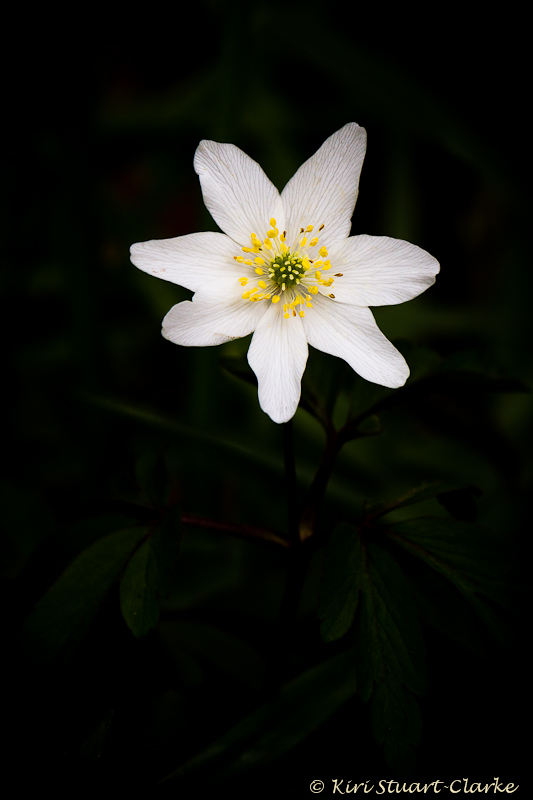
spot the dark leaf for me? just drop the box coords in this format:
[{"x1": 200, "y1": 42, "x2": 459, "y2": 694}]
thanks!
[
  {"x1": 385, "y1": 517, "x2": 514, "y2": 644},
  {"x1": 365, "y1": 481, "x2": 481, "y2": 521},
  {"x1": 318, "y1": 522, "x2": 363, "y2": 642},
  {"x1": 158, "y1": 648, "x2": 357, "y2": 786},
  {"x1": 21, "y1": 526, "x2": 149, "y2": 662},
  {"x1": 120, "y1": 538, "x2": 160, "y2": 637}
]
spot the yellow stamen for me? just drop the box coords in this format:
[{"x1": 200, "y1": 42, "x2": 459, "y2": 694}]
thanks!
[
  {"x1": 254, "y1": 257, "x2": 265, "y2": 265},
  {"x1": 234, "y1": 256, "x2": 244, "y2": 262},
  {"x1": 309, "y1": 286, "x2": 319, "y2": 294},
  {"x1": 309, "y1": 237, "x2": 319, "y2": 247},
  {"x1": 313, "y1": 260, "x2": 323, "y2": 268},
  {"x1": 255, "y1": 267, "x2": 264, "y2": 275},
  {"x1": 315, "y1": 271, "x2": 322, "y2": 280},
  {"x1": 323, "y1": 260, "x2": 331, "y2": 270},
  {"x1": 242, "y1": 247, "x2": 253, "y2": 253},
  {"x1": 272, "y1": 295, "x2": 281, "y2": 303},
  {"x1": 244, "y1": 259, "x2": 253, "y2": 266},
  {"x1": 299, "y1": 237, "x2": 307, "y2": 247},
  {"x1": 258, "y1": 280, "x2": 267, "y2": 289},
  {"x1": 305, "y1": 224, "x2": 313, "y2": 232},
  {"x1": 263, "y1": 239, "x2": 272, "y2": 249},
  {"x1": 267, "y1": 228, "x2": 279, "y2": 238},
  {"x1": 319, "y1": 246, "x2": 328, "y2": 257},
  {"x1": 284, "y1": 313, "x2": 290, "y2": 319},
  {"x1": 280, "y1": 243, "x2": 288, "y2": 254},
  {"x1": 299, "y1": 310, "x2": 305, "y2": 317},
  {"x1": 280, "y1": 232, "x2": 286, "y2": 241},
  {"x1": 239, "y1": 277, "x2": 248, "y2": 285},
  {"x1": 270, "y1": 218, "x2": 276, "y2": 227},
  {"x1": 242, "y1": 291, "x2": 251, "y2": 299}
]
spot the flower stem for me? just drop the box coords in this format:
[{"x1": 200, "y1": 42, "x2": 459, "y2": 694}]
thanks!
[{"x1": 266, "y1": 420, "x2": 309, "y2": 694}]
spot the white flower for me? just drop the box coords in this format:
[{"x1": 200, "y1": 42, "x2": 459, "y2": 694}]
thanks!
[{"x1": 130, "y1": 123, "x2": 439, "y2": 424}]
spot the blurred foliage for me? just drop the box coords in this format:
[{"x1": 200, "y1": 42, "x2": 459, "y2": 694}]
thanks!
[{"x1": 3, "y1": 0, "x2": 530, "y2": 793}]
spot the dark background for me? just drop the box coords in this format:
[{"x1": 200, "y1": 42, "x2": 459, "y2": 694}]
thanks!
[{"x1": 3, "y1": 2, "x2": 530, "y2": 794}]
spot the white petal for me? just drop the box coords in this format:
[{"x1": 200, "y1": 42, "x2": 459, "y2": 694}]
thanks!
[
  {"x1": 327, "y1": 235, "x2": 440, "y2": 306},
  {"x1": 247, "y1": 302, "x2": 309, "y2": 424},
  {"x1": 130, "y1": 232, "x2": 244, "y2": 293},
  {"x1": 281, "y1": 123, "x2": 367, "y2": 249},
  {"x1": 194, "y1": 140, "x2": 285, "y2": 246},
  {"x1": 162, "y1": 295, "x2": 268, "y2": 347},
  {"x1": 302, "y1": 295, "x2": 409, "y2": 388}
]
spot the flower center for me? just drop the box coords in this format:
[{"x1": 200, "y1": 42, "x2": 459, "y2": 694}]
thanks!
[
  {"x1": 233, "y1": 219, "x2": 340, "y2": 319},
  {"x1": 268, "y1": 254, "x2": 306, "y2": 289}
]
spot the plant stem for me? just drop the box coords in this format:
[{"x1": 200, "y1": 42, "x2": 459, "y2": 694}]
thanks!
[{"x1": 266, "y1": 420, "x2": 309, "y2": 695}]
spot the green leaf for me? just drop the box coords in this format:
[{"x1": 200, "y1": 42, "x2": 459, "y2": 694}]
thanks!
[
  {"x1": 385, "y1": 517, "x2": 514, "y2": 643},
  {"x1": 21, "y1": 526, "x2": 149, "y2": 662},
  {"x1": 158, "y1": 620, "x2": 266, "y2": 691},
  {"x1": 318, "y1": 522, "x2": 363, "y2": 642},
  {"x1": 120, "y1": 504, "x2": 181, "y2": 637},
  {"x1": 356, "y1": 540, "x2": 427, "y2": 703},
  {"x1": 150, "y1": 503, "x2": 181, "y2": 596},
  {"x1": 371, "y1": 680, "x2": 422, "y2": 774},
  {"x1": 365, "y1": 481, "x2": 481, "y2": 521},
  {"x1": 158, "y1": 648, "x2": 357, "y2": 786},
  {"x1": 120, "y1": 538, "x2": 160, "y2": 637},
  {"x1": 318, "y1": 522, "x2": 427, "y2": 771}
]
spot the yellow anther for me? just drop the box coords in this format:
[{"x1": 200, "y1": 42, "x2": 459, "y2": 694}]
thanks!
[
  {"x1": 283, "y1": 303, "x2": 289, "y2": 312},
  {"x1": 254, "y1": 257, "x2": 265, "y2": 265},
  {"x1": 305, "y1": 224, "x2": 313, "y2": 232},
  {"x1": 263, "y1": 238, "x2": 272, "y2": 249},
  {"x1": 280, "y1": 243, "x2": 288, "y2": 253},
  {"x1": 319, "y1": 246, "x2": 328, "y2": 257},
  {"x1": 294, "y1": 295, "x2": 301, "y2": 304},
  {"x1": 239, "y1": 277, "x2": 248, "y2": 285},
  {"x1": 306, "y1": 301, "x2": 313, "y2": 308},
  {"x1": 323, "y1": 260, "x2": 331, "y2": 270},
  {"x1": 258, "y1": 280, "x2": 267, "y2": 289},
  {"x1": 242, "y1": 290, "x2": 251, "y2": 299},
  {"x1": 264, "y1": 294, "x2": 271, "y2": 299},
  {"x1": 272, "y1": 295, "x2": 281, "y2": 303},
  {"x1": 270, "y1": 218, "x2": 276, "y2": 227},
  {"x1": 315, "y1": 271, "x2": 322, "y2": 280},
  {"x1": 284, "y1": 313, "x2": 290, "y2": 319},
  {"x1": 309, "y1": 237, "x2": 319, "y2": 247},
  {"x1": 267, "y1": 228, "x2": 278, "y2": 238},
  {"x1": 309, "y1": 286, "x2": 319, "y2": 294},
  {"x1": 252, "y1": 246, "x2": 261, "y2": 253},
  {"x1": 299, "y1": 310, "x2": 305, "y2": 317},
  {"x1": 302, "y1": 257, "x2": 311, "y2": 269},
  {"x1": 242, "y1": 247, "x2": 253, "y2": 253},
  {"x1": 299, "y1": 237, "x2": 307, "y2": 247},
  {"x1": 244, "y1": 259, "x2": 253, "y2": 266},
  {"x1": 280, "y1": 232, "x2": 286, "y2": 241},
  {"x1": 305, "y1": 294, "x2": 311, "y2": 301},
  {"x1": 234, "y1": 256, "x2": 244, "y2": 262},
  {"x1": 255, "y1": 267, "x2": 264, "y2": 275},
  {"x1": 313, "y1": 260, "x2": 323, "y2": 268}
]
